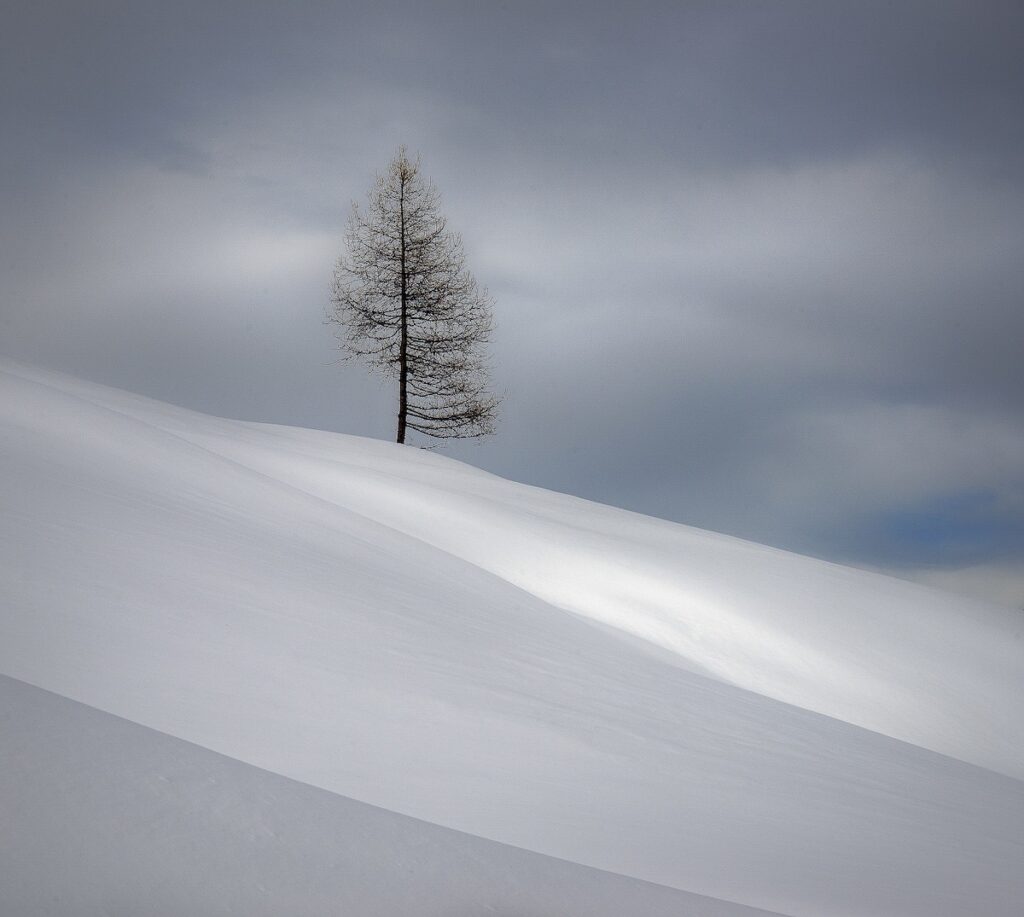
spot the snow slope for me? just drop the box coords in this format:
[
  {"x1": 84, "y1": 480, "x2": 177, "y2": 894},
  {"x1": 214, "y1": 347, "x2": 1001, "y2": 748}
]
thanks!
[
  {"x1": 1, "y1": 674, "x2": 780, "y2": 917},
  {"x1": 1, "y1": 360, "x2": 1022, "y2": 917}
]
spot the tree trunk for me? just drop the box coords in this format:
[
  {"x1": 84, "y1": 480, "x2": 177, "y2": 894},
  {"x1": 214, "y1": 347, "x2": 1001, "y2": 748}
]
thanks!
[{"x1": 397, "y1": 171, "x2": 408, "y2": 444}]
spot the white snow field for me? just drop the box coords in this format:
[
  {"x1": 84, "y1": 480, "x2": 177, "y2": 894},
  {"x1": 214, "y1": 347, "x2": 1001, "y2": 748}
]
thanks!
[
  {"x1": 0, "y1": 675, "x2": 780, "y2": 917},
  {"x1": 1, "y1": 359, "x2": 1022, "y2": 917}
]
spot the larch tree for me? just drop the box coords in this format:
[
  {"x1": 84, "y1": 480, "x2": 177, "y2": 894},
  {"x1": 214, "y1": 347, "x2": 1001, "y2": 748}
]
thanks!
[{"x1": 329, "y1": 147, "x2": 499, "y2": 444}]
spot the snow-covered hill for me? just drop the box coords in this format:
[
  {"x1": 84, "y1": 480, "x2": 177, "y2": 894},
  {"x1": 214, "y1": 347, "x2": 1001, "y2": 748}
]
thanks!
[{"x1": 1, "y1": 360, "x2": 1022, "y2": 917}]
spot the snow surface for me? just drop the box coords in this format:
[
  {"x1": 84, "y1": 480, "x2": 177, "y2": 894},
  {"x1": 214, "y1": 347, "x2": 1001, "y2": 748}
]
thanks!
[
  {"x1": 1, "y1": 359, "x2": 1023, "y2": 917},
  {"x1": 1, "y1": 674, "x2": 780, "y2": 917}
]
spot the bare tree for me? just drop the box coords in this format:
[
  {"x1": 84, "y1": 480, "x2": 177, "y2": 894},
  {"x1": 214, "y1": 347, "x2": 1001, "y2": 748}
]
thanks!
[{"x1": 329, "y1": 147, "x2": 499, "y2": 444}]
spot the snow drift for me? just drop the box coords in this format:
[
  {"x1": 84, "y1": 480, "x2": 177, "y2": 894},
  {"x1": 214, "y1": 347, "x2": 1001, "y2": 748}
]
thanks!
[
  {"x1": 1, "y1": 359, "x2": 1022, "y2": 917},
  {"x1": 1, "y1": 674, "x2": 779, "y2": 917}
]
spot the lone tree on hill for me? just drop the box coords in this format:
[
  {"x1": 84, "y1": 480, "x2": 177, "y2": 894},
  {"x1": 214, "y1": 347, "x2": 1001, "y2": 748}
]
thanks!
[{"x1": 329, "y1": 147, "x2": 499, "y2": 444}]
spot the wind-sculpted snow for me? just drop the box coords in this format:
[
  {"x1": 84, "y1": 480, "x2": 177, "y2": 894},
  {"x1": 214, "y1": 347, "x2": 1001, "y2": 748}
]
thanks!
[
  {"x1": 196, "y1": 419, "x2": 1024, "y2": 778},
  {"x1": 0, "y1": 675, "x2": 780, "y2": 917},
  {"x1": 1, "y1": 360, "x2": 1022, "y2": 917}
]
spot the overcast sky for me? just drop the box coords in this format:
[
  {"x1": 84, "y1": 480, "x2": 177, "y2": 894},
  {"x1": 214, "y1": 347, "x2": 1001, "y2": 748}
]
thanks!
[{"x1": 3, "y1": 1, "x2": 1023, "y2": 604}]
